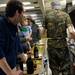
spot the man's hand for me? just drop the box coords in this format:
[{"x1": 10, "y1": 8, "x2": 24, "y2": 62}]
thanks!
[
  {"x1": 17, "y1": 70, "x2": 23, "y2": 75},
  {"x1": 8, "y1": 69, "x2": 23, "y2": 75}
]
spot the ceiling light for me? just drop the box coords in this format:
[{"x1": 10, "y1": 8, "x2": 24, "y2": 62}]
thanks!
[
  {"x1": 23, "y1": 6, "x2": 35, "y2": 10},
  {"x1": 35, "y1": 20, "x2": 41, "y2": 21},
  {"x1": 35, "y1": 20, "x2": 41, "y2": 22},
  {"x1": 0, "y1": 4, "x2": 6, "y2": 8},
  {"x1": 38, "y1": 25, "x2": 42, "y2": 27},
  {"x1": 22, "y1": 2, "x2": 31, "y2": 5},
  {"x1": 72, "y1": 0, "x2": 75, "y2": 6},
  {"x1": 0, "y1": 2, "x2": 31, "y2": 8},
  {"x1": 30, "y1": 14, "x2": 37, "y2": 16},
  {"x1": 60, "y1": 0, "x2": 66, "y2": 8},
  {"x1": 23, "y1": 14, "x2": 37, "y2": 17},
  {"x1": 0, "y1": 2, "x2": 31, "y2": 7},
  {"x1": 32, "y1": 17, "x2": 38, "y2": 20},
  {"x1": 36, "y1": 22, "x2": 42, "y2": 25}
]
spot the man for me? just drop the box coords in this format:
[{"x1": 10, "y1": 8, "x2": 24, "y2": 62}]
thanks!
[
  {"x1": 45, "y1": 1, "x2": 75, "y2": 75},
  {"x1": 0, "y1": 0, "x2": 26, "y2": 75}
]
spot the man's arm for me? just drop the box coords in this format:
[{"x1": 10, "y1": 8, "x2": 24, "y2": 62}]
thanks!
[
  {"x1": 0, "y1": 23, "x2": 13, "y2": 75},
  {"x1": 0, "y1": 22, "x2": 21, "y2": 75},
  {"x1": 0, "y1": 57, "x2": 12, "y2": 75},
  {"x1": 0, "y1": 57, "x2": 22, "y2": 75}
]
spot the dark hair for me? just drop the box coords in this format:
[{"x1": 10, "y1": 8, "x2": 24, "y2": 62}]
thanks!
[{"x1": 5, "y1": 0, "x2": 23, "y2": 17}]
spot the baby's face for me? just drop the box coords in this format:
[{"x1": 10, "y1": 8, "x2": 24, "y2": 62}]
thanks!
[{"x1": 24, "y1": 19, "x2": 28, "y2": 26}]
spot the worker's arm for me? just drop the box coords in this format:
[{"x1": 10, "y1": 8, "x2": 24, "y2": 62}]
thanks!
[
  {"x1": 68, "y1": 25, "x2": 75, "y2": 39},
  {"x1": 66, "y1": 13, "x2": 75, "y2": 39}
]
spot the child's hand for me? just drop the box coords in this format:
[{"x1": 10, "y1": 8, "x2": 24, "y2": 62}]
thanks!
[
  {"x1": 27, "y1": 50, "x2": 32, "y2": 54},
  {"x1": 29, "y1": 37, "x2": 32, "y2": 41},
  {"x1": 26, "y1": 37, "x2": 32, "y2": 41}
]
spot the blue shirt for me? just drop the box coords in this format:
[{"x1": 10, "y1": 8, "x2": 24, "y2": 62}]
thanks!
[
  {"x1": 19, "y1": 25, "x2": 32, "y2": 38},
  {"x1": 0, "y1": 16, "x2": 23, "y2": 75}
]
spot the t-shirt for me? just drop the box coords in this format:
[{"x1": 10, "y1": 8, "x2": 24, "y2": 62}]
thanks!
[
  {"x1": 20, "y1": 26, "x2": 32, "y2": 38},
  {"x1": 45, "y1": 9, "x2": 72, "y2": 48},
  {"x1": 0, "y1": 16, "x2": 23, "y2": 75}
]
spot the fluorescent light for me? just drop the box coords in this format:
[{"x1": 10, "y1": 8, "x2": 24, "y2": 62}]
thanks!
[
  {"x1": 22, "y1": 2, "x2": 31, "y2": 5},
  {"x1": 23, "y1": 14, "x2": 37, "y2": 18},
  {"x1": 0, "y1": 2, "x2": 31, "y2": 8},
  {"x1": 23, "y1": 6, "x2": 35, "y2": 10},
  {"x1": 38, "y1": 25, "x2": 42, "y2": 26},
  {"x1": 32, "y1": 17, "x2": 38, "y2": 20},
  {"x1": 36, "y1": 22, "x2": 42, "y2": 25},
  {"x1": 35, "y1": 21, "x2": 41, "y2": 24},
  {"x1": 35, "y1": 20, "x2": 41, "y2": 21},
  {"x1": 30, "y1": 14, "x2": 37, "y2": 17},
  {"x1": 72, "y1": 0, "x2": 75, "y2": 6},
  {"x1": 0, "y1": 4, "x2": 6, "y2": 8},
  {"x1": 35, "y1": 20, "x2": 41, "y2": 22},
  {"x1": 60, "y1": 0, "x2": 66, "y2": 8}
]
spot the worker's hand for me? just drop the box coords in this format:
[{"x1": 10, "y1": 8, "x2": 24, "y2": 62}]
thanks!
[{"x1": 70, "y1": 32, "x2": 75, "y2": 39}]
